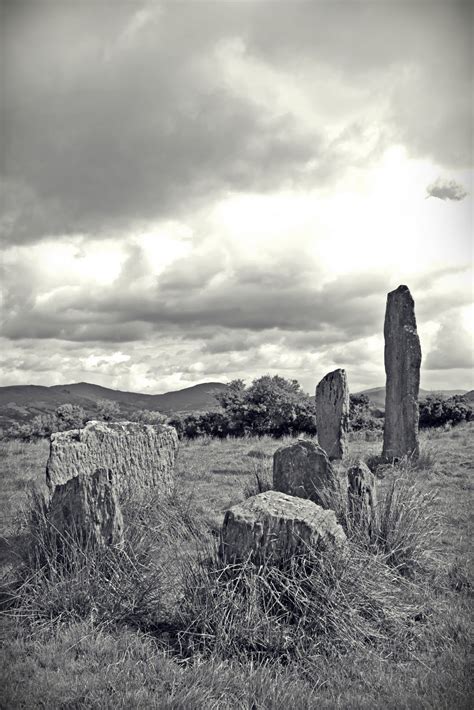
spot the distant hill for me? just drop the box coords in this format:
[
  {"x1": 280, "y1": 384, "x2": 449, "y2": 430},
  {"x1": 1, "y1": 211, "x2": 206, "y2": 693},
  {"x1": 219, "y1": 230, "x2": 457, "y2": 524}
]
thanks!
[
  {"x1": 357, "y1": 387, "x2": 468, "y2": 410},
  {"x1": 0, "y1": 381, "x2": 228, "y2": 428}
]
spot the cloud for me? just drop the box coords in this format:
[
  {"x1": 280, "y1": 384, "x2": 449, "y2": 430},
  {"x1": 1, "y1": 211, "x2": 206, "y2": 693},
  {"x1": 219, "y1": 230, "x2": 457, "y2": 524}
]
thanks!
[
  {"x1": 1, "y1": 2, "x2": 472, "y2": 394},
  {"x1": 2, "y1": 1, "x2": 472, "y2": 245},
  {"x1": 424, "y1": 310, "x2": 473, "y2": 370},
  {"x1": 426, "y1": 178, "x2": 468, "y2": 201}
]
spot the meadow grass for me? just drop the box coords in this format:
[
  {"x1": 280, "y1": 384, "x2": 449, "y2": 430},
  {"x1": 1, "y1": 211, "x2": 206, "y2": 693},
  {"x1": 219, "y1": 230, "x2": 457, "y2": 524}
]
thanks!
[{"x1": 0, "y1": 424, "x2": 473, "y2": 708}]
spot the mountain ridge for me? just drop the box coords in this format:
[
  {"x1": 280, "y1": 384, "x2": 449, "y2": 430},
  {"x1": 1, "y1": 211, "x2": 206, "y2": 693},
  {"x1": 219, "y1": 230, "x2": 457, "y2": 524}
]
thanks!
[
  {"x1": 0, "y1": 381, "x2": 228, "y2": 427},
  {"x1": 0, "y1": 381, "x2": 469, "y2": 427}
]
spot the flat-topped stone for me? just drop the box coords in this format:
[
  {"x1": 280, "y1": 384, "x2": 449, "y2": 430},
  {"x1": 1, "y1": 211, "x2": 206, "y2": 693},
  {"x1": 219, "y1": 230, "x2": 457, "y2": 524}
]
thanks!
[
  {"x1": 46, "y1": 420, "x2": 179, "y2": 495},
  {"x1": 220, "y1": 490, "x2": 347, "y2": 564}
]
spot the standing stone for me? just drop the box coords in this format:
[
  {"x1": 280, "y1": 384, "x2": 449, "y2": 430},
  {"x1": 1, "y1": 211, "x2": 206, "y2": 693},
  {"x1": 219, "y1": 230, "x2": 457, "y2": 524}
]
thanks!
[
  {"x1": 347, "y1": 461, "x2": 377, "y2": 534},
  {"x1": 315, "y1": 368, "x2": 350, "y2": 459},
  {"x1": 273, "y1": 439, "x2": 340, "y2": 509},
  {"x1": 46, "y1": 420, "x2": 179, "y2": 495},
  {"x1": 48, "y1": 468, "x2": 124, "y2": 549},
  {"x1": 220, "y1": 490, "x2": 347, "y2": 564},
  {"x1": 382, "y1": 285, "x2": 422, "y2": 461}
]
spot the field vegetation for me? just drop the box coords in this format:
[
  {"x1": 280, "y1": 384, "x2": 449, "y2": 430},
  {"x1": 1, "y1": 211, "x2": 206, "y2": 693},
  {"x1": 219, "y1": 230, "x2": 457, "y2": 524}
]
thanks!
[{"x1": 0, "y1": 420, "x2": 472, "y2": 709}]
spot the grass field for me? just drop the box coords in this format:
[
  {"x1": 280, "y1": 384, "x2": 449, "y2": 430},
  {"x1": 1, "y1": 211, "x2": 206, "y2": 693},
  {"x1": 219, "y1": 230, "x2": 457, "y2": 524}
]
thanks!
[{"x1": 0, "y1": 425, "x2": 472, "y2": 709}]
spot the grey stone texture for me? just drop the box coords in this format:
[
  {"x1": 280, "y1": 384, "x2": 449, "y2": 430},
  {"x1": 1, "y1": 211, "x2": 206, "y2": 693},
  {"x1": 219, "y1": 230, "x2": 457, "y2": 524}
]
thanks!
[
  {"x1": 315, "y1": 368, "x2": 350, "y2": 459},
  {"x1": 48, "y1": 467, "x2": 124, "y2": 548},
  {"x1": 273, "y1": 439, "x2": 340, "y2": 509},
  {"x1": 382, "y1": 285, "x2": 422, "y2": 461},
  {"x1": 46, "y1": 420, "x2": 179, "y2": 495},
  {"x1": 220, "y1": 490, "x2": 347, "y2": 564},
  {"x1": 347, "y1": 460, "x2": 377, "y2": 532}
]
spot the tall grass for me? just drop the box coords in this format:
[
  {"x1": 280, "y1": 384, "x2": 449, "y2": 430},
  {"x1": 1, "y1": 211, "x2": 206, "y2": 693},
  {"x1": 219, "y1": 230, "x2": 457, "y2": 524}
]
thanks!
[
  {"x1": 374, "y1": 475, "x2": 442, "y2": 575},
  {"x1": 1, "y1": 487, "x2": 209, "y2": 633},
  {"x1": 177, "y1": 541, "x2": 429, "y2": 663}
]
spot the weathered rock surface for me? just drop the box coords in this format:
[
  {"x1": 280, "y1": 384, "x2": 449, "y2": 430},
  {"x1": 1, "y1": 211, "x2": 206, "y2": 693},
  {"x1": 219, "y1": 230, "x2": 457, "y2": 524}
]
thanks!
[
  {"x1": 315, "y1": 368, "x2": 350, "y2": 459},
  {"x1": 220, "y1": 490, "x2": 347, "y2": 564},
  {"x1": 347, "y1": 461, "x2": 377, "y2": 532},
  {"x1": 382, "y1": 285, "x2": 422, "y2": 461},
  {"x1": 273, "y1": 439, "x2": 340, "y2": 509},
  {"x1": 46, "y1": 420, "x2": 179, "y2": 494},
  {"x1": 48, "y1": 468, "x2": 124, "y2": 548}
]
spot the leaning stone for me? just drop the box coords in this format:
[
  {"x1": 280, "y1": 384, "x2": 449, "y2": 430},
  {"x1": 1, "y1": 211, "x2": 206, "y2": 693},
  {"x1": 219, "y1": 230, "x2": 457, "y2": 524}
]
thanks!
[
  {"x1": 315, "y1": 368, "x2": 350, "y2": 459},
  {"x1": 220, "y1": 490, "x2": 347, "y2": 564},
  {"x1": 46, "y1": 420, "x2": 179, "y2": 495},
  {"x1": 273, "y1": 439, "x2": 340, "y2": 509},
  {"x1": 382, "y1": 285, "x2": 422, "y2": 461},
  {"x1": 347, "y1": 461, "x2": 377, "y2": 533},
  {"x1": 48, "y1": 468, "x2": 124, "y2": 549}
]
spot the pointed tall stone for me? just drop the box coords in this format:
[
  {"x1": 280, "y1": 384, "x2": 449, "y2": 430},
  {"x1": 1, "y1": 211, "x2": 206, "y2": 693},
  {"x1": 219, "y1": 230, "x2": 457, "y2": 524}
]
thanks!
[
  {"x1": 315, "y1": 369, "x2": 350, "y2": 459},
  {"x1": 382, "y1": 285, "x2": 422, "y2": 461}
]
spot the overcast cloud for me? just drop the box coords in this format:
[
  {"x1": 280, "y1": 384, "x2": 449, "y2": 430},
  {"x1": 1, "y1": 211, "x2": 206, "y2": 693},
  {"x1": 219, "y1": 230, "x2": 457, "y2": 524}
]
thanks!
[{"x1": 1, "y1": 0, "x2": 472, "y2": 394}]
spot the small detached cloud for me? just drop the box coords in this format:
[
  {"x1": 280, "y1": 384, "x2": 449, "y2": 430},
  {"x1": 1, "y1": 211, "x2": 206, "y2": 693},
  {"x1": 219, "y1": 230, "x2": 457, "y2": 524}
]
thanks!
[{"x1": 426, "y1": 177, "x2": 468, "y2": 201}]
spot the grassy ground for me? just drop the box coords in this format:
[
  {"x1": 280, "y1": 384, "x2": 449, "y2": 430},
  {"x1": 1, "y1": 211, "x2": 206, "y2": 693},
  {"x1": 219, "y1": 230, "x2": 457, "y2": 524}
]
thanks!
[{"x1": 0, "y1": 425, "x2": 472, "y2": 709}]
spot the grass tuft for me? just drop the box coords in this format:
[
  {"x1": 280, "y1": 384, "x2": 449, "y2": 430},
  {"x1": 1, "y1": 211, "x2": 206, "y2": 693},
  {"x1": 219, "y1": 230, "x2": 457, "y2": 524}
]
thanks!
[
  {"x1": 1, "y1": 487, "x2": 209, "y2": 633},
  {"x1": 372, "y1": 474, "x2": 442, "y2": 576},
  {"x1": 242, "y1": 459, "x2": 273, "y2": 499},
  {"x1": 176, "y1": 541, "x2": 429, "y2": 663}
]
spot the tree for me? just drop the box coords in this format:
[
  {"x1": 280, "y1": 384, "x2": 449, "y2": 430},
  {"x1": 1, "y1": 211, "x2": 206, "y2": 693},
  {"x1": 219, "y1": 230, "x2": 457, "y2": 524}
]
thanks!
[
  {"x1": 129, "y1": 409, "x2": 166, "y2": 425},
  {"x1": 56, "y1": 403, "x2": 87, "y2": 430},
  {"x1": 96, "y1": 399, "x2": 121, "y2": 422},
  {"x1": 349, "y1": 394, "x2": 382, "y2": 431},
  {"x1": 215, "y1": 375, "x2": 316, "y2": 437}
]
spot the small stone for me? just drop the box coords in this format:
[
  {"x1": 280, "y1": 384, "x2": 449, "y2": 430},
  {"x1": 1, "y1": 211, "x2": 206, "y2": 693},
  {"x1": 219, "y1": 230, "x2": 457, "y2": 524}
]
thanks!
[
  {"x1": 46, "y1": 420, "x2": 179, "y2": 495},
  {"x1": 48, "y1": 468, "x2": 124, "y2": 549},
  {"x1": 347, "y1": 461, "x2": 377, "y2": 533},
  {"x1": 273, "y1": 439, "x2": 340, "y2": 509},
  {"x1": 315, "y1": 368, "x2": 350, "y2": 459},
  {"x1": 382, "y1": 285, "x2": 422, "y2": 461},
  {"x1": 220, "y1": 490, "x2": 347, "y2": 564}
]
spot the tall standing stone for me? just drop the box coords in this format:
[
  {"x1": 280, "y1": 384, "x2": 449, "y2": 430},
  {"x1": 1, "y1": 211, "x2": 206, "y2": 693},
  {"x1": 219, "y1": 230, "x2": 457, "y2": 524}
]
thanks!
[
  {"x1": 382, "y1": 285, "x2": 422, "y2": 461},
  {"x1": 315, "y1": 369, "x2": 350, "y2": 459}
]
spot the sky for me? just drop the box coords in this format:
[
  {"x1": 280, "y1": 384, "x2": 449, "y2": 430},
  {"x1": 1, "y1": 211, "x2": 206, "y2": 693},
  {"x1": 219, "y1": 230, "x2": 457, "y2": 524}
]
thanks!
[{"x1": 1, "y1": 0, "x2": 473, "y2": 395}]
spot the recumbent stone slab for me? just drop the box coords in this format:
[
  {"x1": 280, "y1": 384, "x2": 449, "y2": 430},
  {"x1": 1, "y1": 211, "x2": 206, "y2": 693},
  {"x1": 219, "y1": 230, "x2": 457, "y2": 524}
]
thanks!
[{"x1": 46, "y1": 420, "x2": 179, "y2": 495}]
